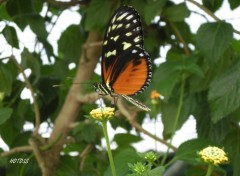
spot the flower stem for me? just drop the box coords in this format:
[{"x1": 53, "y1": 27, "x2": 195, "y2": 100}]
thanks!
[
  {"x1": 161, "y1": 76, "x2": 185, "y2": 166},
  {"x1": 206, "y1": 164, "x2": 213, "y2": 176},
  {"x1": 101, "y1": 121, "x2": 117, "y2": 176}
]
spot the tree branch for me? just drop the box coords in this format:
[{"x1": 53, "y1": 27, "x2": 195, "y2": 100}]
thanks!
[
  {"x1": 43, "y1": 31, "x2": 102, "y2": 175},
  {"x1": 1, "y1": 146, "x2": 32, "y2": 157},
  {"x1": 11, "y1": 56, "x2": 41, "y2": 136}
]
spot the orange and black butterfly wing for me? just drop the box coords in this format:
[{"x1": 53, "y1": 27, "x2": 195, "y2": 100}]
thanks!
[
  {"x1": 101, "y1": 6, "x2": 151, "y2": 94},
  {"x1": 106, "y1": 46, "x2": 151, "y2": 95},
  {"x1": 101, "y1": 6, "x2": 152, "y2": 110},
  {"x1": 101, "y1": 6, "x2": 144, "y2": 85}
]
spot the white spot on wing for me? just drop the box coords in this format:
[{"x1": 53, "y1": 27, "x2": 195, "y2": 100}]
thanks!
[
  {"x1": 112, "y1": 24, "x2": 117, "y2": 30},
  {"x1": 126, "y1": 32, "x2": 132, "y2": 36},
  {"x1": 117, "y1": 12, "x2": 129, "y2": 21},
  {"x1": 113, "y1": 35, "x2": 119, "y2": 41},
  {"x1": 122, "y1": 42, "x2": 131, "y2": 50},
  {"x1": 139, "y1": 53, "x2": 144, "y2": 57},
  {"x1": 126, "y1": 14, "x2": 133, "y2": 20},
  {"x1": 126, "y1": 24, "x2": 130, "y2": 28},
  {"x1": 117, "y1": 23, "x2": 123, "y2": 29},
  {"x1": 132, "y1": 49, "x2": 137, "y2": 53},
  {"x1": 106, "y1": 50, "x2": 116, "y2": 57},
  {"x1": 134, "y1": 36, "x2": 140, "y2": 42}
]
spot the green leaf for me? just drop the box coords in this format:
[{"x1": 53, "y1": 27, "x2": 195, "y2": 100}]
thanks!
[
  {"x1": 0, "y1": 63, "x2": 12, "y2": 95},
  {"x1": 228, "y1": 0, "x2": 240, "y2": 10},
  {"x1": 6, "y1": 0, "x2": 34, "y2": 30},
  {"x1": 27, "y1": 15, "x2": 54, "y2": 59},
  {"x1": 153, "y1": 56, "x2": 203, "y2": 99},
  {"x1": 114, "y1": 133, "x2": 142, "y2": 147},
  {"x1": 163, "y1": 3, "x2": 190, "y2": 22},
  {"x1": 232, "y1": 39, "x2": 240, "y2": 55},
  {"x1": 85, "y1": 0, "x2": 110, "y2": 30},
  {"x1": 28, "y1": 15, "x2": 48, "y2": 39},
  {"x1": 208, "y1": 60, "x2": 240, "y2": 122},
  {"x1": 104, "y1": 148, "x2": 142, "y2": 176},
  {"x1": 203, "y1": 0, "x2": 224, "y2": 12},
  {"x1": 21, "y1": 48, "x2": 41, "y2": 83},
  {"x1": 223, "y1": 128, "x2": 240, "y2": 175},
  {"x1": 0, "y1": 3, "x2": 11, "y2": 20},
  {"x1": 2, "y1": 25, "x2": 19, "y2": 49},
  {"x1": 0, "y1": 120, "x2": 18, "y2": 146},
  {"x1": 0, "y1": 108, "x2": 13, "y2": 125},
  {"x1": 149, "y1": 166, "x2": 165, "y2": 176},
  {"x1": 58, "y1": 25, "x2": 85, "y2": 62},
  {"x1": 73, "y1": 122, "x2": 101, "y2": 143},
  {"x1": 56, "y1": 155, "x2": 80, "y2": 176},
  {"x1": 193, "y1": 92, "x2": 232, "y2": 142},
  {"x1": 161, "y1": 95, "x2": 195, "y2": 138},
  {"x1": 173, "y1": 138, "x2": 212, "y2": 163},
  {"x1": 196, "y1": 22, "x2": 233, "y2": 65},
  {"x1": 144, "y1": 0, "x2": 167, "y2": 25},
  {"x1": 153, "y1": 61, "x2": 180, "y2": 99}
]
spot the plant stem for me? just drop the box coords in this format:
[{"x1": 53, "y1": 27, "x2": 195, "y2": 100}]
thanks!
[
  {"x1": 206, "y1": 164, "x2": 213, "y2": 176},
  {"x1": 102, "y1": 121, "x2": 117, "y2": 176},
  {"x1": 161, "y1": 76, "x2": 185, "y2": 166}
]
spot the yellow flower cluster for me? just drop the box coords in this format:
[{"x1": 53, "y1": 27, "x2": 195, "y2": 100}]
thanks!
[
  {"x1": 198, "y1": 146, "x2": 228, "y2": 165},
  {"x1": 90, "y1": 107, "x2": 115, "y2": 121}
]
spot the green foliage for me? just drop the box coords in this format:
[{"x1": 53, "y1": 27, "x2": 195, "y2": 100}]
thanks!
[
  {"x1": 0, "y1": 0, "x2": 240, "y2": 175},
  {"x1": 58, "y1": 25, "x2": 86, "y2": 62},
  {"x1": 0, "y1": 108, "x2": 13, "y2": 125},
  {"x1": 196, "y1": 22, "x2": 233, "y2": 65},
  {"x1": 85, "y1": 0, "x2": 111, "y2": 30},
  {"x1": 162, "y1": 3, "x2": 190, "y2": 22}
]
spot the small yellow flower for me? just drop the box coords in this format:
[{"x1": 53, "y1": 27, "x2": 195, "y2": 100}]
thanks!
[
  {"x1": 198, "y1": 146, "x2": 228, "y2": 165},
  {"x1": 90, "y1": 107, "x2": 115, "y2": 121}
]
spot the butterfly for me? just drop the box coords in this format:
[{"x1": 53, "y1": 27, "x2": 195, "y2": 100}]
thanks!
[{"x1": 94, "y1": 6, "x2": 152, "y2": 111}]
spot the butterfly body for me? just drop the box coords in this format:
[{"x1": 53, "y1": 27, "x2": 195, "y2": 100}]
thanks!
[{"x1": 94, "y1": 6, "x2": 152, "y2": 111}]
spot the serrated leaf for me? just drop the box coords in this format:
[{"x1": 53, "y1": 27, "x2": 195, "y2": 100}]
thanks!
[
  {"x1": 0, "y1": 108, "x2": 13, "y2": 125},
  {"x1": 173, "y1": 138, "x2": 212, "y2": 163},
  {"x1": 85, "y1": 0, "x2": 110, "y2": 30},
  {"x1": 163, "y1": 3, "x2": 190, "y2": 22},
  {"x1": 58, "y1": 25, "x2": 85, "y2": 62},
  {"x1": 208, "y1": 60, "x2": 240, "y2": 122},
  {"x1": 196, "y1": 22, "x2": 233, "y2": 65},
  {"x1": 114, "y1": 133, "x2": 142, "y2": 147},
  {"x1": 2, "y1": 26, "x2": 19, "y2": 49},
  {"x1": 144, "y1": 0, "x2": 167, "y2": 25}
]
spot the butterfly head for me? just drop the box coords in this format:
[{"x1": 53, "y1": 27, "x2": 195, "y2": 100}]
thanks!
[{"x1": 93, "y1": 82, "x2": 101, "y2": 93}]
